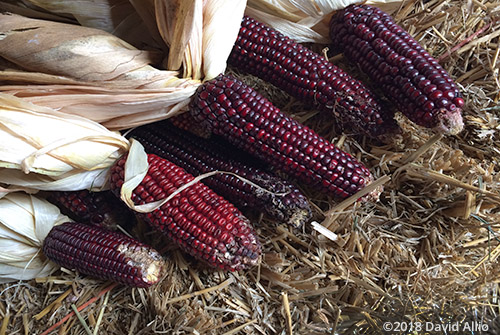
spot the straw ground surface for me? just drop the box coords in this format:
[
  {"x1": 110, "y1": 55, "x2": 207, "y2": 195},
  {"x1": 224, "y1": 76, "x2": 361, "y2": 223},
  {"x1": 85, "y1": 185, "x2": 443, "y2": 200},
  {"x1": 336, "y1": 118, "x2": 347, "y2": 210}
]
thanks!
[{"x1": 1, "y1": 0, "x2": 499, "y2": 334}]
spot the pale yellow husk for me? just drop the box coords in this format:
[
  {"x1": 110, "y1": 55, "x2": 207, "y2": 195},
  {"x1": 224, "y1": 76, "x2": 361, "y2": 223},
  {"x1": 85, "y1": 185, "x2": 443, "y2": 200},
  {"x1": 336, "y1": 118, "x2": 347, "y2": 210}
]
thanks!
[
  {"x1": 0, "y1": 192, "x2": 68, "y2": 283},
  {"x1": 0, "y1": 93, "x2": 129, "y2": 192}
]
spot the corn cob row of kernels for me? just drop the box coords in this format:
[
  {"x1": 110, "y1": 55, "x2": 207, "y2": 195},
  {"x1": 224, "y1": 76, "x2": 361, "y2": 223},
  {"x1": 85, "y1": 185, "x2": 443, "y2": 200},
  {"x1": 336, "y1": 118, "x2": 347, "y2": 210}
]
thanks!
[
  {"x1": 228, "y1": 15, "x2": 399, "y2": 139},
  {"x1": 330, "y1": 4, "x2": 465, "y2": 134},
  {"x1": 109, "y1": 153, "x2": 261, "y2": 271},
  {"x1": 188, "y1": 74, "x2": 378, "y2": 200},
  {"x1": 170, "y1": 112, "x2": 212, "y2": 138},
  {"x1": 43, "y1": 222, "x2": 164, "y2": 287},
  {"x1": 129, "y1": 120, "x2": 312, "y2": 228},
  {"x1": 47, "y1": 190, "x2": 133, "y2": 230}
]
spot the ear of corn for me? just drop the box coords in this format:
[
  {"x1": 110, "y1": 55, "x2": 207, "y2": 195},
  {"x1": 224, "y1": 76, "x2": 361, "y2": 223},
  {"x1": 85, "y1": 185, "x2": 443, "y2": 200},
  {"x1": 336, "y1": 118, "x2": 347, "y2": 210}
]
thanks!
[
  {"x1": 188, "y1": 74, "x2": 379, "y2": 200},
  {"x1": 42, "y1": 222, "x2": 164, "y2": 287},
  {"x1": 109, "y1": 153, "x2": 261, "y2": 271},
  {"x1": 330, "y1": 4, "x2": 465, "y2": 134},
  {"x1": 228, "y1": 15, "x2": 399, "y2": 139},
  {"x1": 129, "y1": 120, "x2": 312, "y2": 228},
  {"x1": 46, "y1": 190, "x2": 135, "y2": 230}
]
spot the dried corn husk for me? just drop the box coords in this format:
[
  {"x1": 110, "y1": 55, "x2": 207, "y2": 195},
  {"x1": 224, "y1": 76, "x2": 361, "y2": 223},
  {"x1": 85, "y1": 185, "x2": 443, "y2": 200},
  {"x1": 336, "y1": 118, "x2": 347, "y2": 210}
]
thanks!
[
  {"x1": 155, "y1": 0, "x2": 203, "y2": 78},
  {"x1": 0, "y1": 93, "x2": 129, "y2": 192},
  {"x1": 0, "y1": 13, "x2": 160, "y2": 82},
  {"x1": 0, "y1": 0, "x2": 246, "y2": 129},
  {"x1": 19, "y1": 0, "x2": 163, "y2": 49},
  {"x1": 0, "y1": 192, "x2": 67, "y2": 283}
]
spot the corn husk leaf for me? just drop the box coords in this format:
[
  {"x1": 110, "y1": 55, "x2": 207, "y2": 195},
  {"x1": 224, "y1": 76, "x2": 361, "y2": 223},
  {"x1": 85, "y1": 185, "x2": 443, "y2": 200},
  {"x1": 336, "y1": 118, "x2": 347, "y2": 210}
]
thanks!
[
  {"x1": 0, "y1": 81, "x2": 199, "y2": 130},
  {"x1": 0, "y1": 192, "x2": 68, "y2": 283},
  {"x1": 0, "y1": 93, "x2": 129, "y2": 191},
  {"x1": 0, "y1": 13, "x2": 160, "y2": 82},
  {"x1": 202, "y1": 0, "x2": 247, "y2": 80},
  {"x1": 155, "y1": 0, "x2": 201, "y2": 77},
  {"x1": 0, "y1": 1, "x2": 76, "y2": 23},
  {"x1": 154, "y1": 0, "x2": 246, "y2": 80},
  {"x1": 20, "y1": 0, "x2": 164, "y2": 50},
  {"x1": 0, "y1": 9, "x2": 201, "y2": 129},
  {"x1": 119, "y1": 138, "x2": 149, "y2": 210}
]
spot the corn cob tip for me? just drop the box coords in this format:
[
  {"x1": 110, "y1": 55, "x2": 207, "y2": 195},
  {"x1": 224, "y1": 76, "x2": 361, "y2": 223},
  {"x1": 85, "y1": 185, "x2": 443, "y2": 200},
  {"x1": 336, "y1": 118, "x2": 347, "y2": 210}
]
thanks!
[
  {"x1": 287, "y1": 208, "x2": 312, "y2": 229},
  {"x1": 435, "y1": 109, "x2": 464, "y2": 135},
  {"x1": 117, "y1": 243, "x2": 164, "y2": 285},
  {"x1": 365, "y1": 179, "x2": 383, "y2": 203},
  {"x1": 255, "y1": 177, "x2": 312, "y2": 228}
]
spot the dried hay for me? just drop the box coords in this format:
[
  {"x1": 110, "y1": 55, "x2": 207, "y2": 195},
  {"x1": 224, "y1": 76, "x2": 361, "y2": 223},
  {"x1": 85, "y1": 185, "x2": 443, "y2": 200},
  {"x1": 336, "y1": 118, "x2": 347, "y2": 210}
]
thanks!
[{"x1": 1, "y1": 0, "x2": 500, "y2": 334}]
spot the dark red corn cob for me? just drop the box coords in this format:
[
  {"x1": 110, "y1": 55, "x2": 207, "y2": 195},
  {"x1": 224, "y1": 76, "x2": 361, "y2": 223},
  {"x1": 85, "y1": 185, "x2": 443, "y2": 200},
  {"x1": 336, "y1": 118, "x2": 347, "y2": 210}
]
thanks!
[
  {"x1": 228, "y1": 15, "x2": 399, "y2": 138},
  {"x1": 129, "y1": 120, "x2": 312, "y2": 228},
  {"x1": 47, "y1": 190, "x2": 133, "y2": 230},
  {"x1": 109, "y1": 153, "x2": 261, "y2": 271},
  {"x1": 330, "y1": 4, "x2": 465, "y2": 134},
  {"x1": 43, "y1": 222, "x2": 163, "y2": 287},
  {"x1": 170, "y1": 112, "x2": 212, "y2": 138},
  {"x1": 188, "y1": 74, "x2": 379, "y2": 200}
]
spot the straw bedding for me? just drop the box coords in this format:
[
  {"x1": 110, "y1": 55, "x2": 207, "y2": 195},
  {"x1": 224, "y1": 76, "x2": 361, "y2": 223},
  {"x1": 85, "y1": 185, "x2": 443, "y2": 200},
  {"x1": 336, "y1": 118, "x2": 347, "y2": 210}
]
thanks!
[{"x1": 1, "y1": 0, "x2": 499, "y2": 334}]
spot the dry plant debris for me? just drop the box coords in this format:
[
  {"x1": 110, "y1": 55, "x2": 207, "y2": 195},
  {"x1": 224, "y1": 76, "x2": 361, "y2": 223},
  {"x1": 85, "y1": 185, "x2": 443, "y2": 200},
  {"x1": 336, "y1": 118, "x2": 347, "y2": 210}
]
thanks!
[{"x1": 1, "y1": 0, "x2": 500, "y2": 334}]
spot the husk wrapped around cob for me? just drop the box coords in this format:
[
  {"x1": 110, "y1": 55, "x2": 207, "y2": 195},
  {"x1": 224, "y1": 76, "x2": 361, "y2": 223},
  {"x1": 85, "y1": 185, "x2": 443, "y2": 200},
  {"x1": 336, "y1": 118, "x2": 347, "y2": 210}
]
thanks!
[
  {"x1": 0, "y1": 192, "x2": 164, "y2": 287},
  {"x1": 0, "y1": 93, "x2": 129, "y2": 194}
]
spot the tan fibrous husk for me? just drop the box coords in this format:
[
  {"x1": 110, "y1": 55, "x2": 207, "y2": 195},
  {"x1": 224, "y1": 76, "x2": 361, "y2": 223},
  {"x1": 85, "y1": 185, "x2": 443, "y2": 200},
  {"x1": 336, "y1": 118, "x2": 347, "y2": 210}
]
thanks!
[
  {"x1": 0, "y1": 13, "x2": 160, "y2": 82},
  {"x1": 18, "y1": 0, "x2": 164, "y2": 50},
  {"x1": 0, "y1": 1, "x2": 247, "y2": 129}
]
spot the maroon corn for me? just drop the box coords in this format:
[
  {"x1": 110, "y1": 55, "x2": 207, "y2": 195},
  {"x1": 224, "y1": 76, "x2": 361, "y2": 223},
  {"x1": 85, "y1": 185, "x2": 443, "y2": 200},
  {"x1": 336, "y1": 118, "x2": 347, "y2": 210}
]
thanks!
[
  {"x1": 129, "y1": 120, "x2": 312, "y2": 228},
  {"x1": 330, "y1": 4, "x2": 465, "y2": 134},
  {"x1": 109, "y1": 153, "x2": 261, "y2": 271},
  {"x1": 47, "y1": 190, "x2": 133, "y2": 230},
  {"x1": 228, "y1": 15, "x2": 399, "y2": 138},
  {"x1": 43, "y1": 222, "x2": 163, "y2": 287},
  {"x1": 170, "y1": 112, "x2": 212, "y2": 138},
  {"x1": 188, "y1": 74, "x2": 378, "y2": 200}
]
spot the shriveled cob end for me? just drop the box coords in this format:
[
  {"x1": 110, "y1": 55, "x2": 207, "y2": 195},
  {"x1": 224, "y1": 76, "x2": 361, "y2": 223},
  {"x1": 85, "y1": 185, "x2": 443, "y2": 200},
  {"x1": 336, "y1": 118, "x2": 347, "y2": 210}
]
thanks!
[
  {"x1": 109, "y1": 153, "x2": 261, "y2": 271},
  {"x1": 47, "y1": 190, "x2": 131, "y2": 230},
  {"x1": 330, "y1": 4, "x2": 465, "y2": 135},
  {"x1": 250, "y1": 174, "x2": 312, "y2": 228},
  {"x1": 129, "y1": 121, "x2": 312, "y2": 228},
  {"x1": 43, "y1": 222, "x2": 163, "y2": 287},
  {"x1": 188, "y1": 74, "x2": 380, "y2": 201}
]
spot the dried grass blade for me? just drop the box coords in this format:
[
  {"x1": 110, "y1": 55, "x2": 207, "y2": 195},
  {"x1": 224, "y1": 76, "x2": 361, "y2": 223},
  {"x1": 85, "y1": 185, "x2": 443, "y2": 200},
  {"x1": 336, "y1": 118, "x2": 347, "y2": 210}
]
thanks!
[
  {"x1": 34, "y1": 287, "x2": 72, "y2": 320},
  {"x1": 281, "y1": 292, "x2": 293, "y2": 335},
  {"x1": 164, "y1": 277, "x2": 234, "y2": 304}
]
